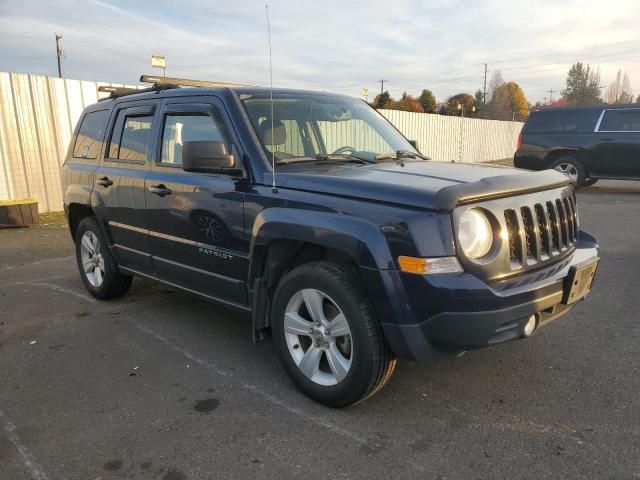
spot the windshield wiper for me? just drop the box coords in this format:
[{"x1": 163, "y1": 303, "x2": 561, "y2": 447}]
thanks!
[
  {"x1": 314, "y1": 153, "x2": 376, "y2": 164},
  {"x1": 277, "y1": 153, "x2": 375, "y2": 166},
  {"x1": 375, "y1": 150, "x2": 431, "y2": 161}
]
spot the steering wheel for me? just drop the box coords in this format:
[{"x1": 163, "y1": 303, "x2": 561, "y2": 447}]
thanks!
[{"x1": 332, "y1": 146, "x2": 357, "y2": 155}]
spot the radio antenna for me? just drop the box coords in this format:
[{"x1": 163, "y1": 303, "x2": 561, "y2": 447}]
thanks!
[{"x1": 265, "y1": 4, "x2": 277, "y2": 193}]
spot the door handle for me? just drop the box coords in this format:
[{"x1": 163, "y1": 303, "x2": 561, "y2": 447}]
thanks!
[
  {"x1": 149, "y1": 184, "x2": 172, "y2": 197},
  {"x1": 96, "y1": 176, "x2": 113, "y2": 187},
  {"x1": 600, "y1": 138, "x2": 613, "y2": 142}
]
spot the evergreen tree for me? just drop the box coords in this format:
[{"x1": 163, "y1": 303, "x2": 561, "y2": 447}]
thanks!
[{"x1": 561, "y1": 63, "x2": 602, "y2": 105}]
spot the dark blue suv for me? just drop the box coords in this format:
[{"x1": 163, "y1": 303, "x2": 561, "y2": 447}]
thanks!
[{"x1": 62, "y1": 76, "x2": 599, "y2": 407}]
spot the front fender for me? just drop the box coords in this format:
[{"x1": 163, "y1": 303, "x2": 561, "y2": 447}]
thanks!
[{"x1": 248, "y1": 207, "x2": 394, "y2": 283}]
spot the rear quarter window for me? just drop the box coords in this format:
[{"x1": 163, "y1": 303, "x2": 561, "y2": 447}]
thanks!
[
  {"x1": 598, "y1": 109, "x2": 640, "y2": 132},
  {"x1": 73, "y1": 110, "x2": 110, "y2": 159},
  {"x1": 524, "y1": 109, "x2": 601, "y2": 134}
]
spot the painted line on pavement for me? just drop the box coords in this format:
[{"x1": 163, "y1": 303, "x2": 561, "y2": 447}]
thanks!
[{"x1": 0, "y1": 409, "x2": 50, "y2": 480}]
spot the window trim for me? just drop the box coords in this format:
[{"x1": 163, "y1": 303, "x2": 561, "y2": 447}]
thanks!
[
  {"x1": 156, "y1": 103, "x2": 232, "y2": 169},
  {"x1": 72, "y1": 109, "x2": 109, "y2": 160},
  {"x1": 594, "y1": 107, "x2": 640, "y2": 133},
  {"x1": 104, "y1": 105, "x2": 155, "y2": 164}
]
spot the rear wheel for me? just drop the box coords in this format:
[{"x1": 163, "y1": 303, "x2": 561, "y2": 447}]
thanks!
[
  {"x1": 75, "y1": 217, "x2": 132, "y2": 299},
  {"x1": 550, "y1": 156, "x2": 588, "y2": 186},
  {"x1": 271, "y1": 261, "x2": 396, "y2": 408}
]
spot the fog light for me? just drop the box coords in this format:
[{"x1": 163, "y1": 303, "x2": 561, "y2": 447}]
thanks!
[{"x1": 523, "y1": 314, "x2": 538, "y2": 337}]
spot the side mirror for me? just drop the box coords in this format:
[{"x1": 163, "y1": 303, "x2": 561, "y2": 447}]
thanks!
[{"x1": 182, "y1": 141, "x2": 241, "y2": 175}]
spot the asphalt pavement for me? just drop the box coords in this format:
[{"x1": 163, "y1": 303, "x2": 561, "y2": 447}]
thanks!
[{"x1": 0, "y1": 181, "x2": 639, "y2": 480}]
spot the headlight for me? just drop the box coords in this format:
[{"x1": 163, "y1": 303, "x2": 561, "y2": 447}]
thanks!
[{"x1": 458, "y1": 209, "x2": 493, "y2": 259}]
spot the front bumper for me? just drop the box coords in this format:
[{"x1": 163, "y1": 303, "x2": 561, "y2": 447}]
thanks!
[{"x1": 375, "y1": 231, "x2": 599, "y2": 361}]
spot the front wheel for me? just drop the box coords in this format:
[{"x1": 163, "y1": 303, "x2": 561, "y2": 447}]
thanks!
[
  {"x1": 271, "y1": 261, "x2": 396, "y2": 407},
  {"x1": 75, "y1": 217, "x2": 132, "y2": 299},
  {"x1": 550, "y1": 156, "x2": 588, "y2": 187}
]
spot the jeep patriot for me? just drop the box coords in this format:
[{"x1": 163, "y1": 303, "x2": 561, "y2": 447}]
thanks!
[{"x1": 62, "y1": 75, "x2": 600, "y2": 407}]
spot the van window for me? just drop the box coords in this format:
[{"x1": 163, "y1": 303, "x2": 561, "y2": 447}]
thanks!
[
  {"x1": 160, "y1": 113, "x2": 229, "y2": 166},
  {"x1": 73, "y1": 110, "x2": 109, "y2": 159},
  {"x1": 599, "y1": 109, "x2": 640, "y2": 132},
  {"x1": 525, "y1": 109, "x2": 600, "y2": 134},
  {"x1": 108, "y1": 113, "x2": 154, "y2": 161}
]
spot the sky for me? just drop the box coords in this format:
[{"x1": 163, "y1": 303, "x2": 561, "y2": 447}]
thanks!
[{"x1": 0, "y1": 0, "x2": 638, "y2": 105}]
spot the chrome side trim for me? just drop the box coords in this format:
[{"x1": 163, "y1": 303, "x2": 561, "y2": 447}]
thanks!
[
  {"x1": 109, "y1": 221, "x2": 149, "y2": 235},
  {"x1": 108, "y1": 220, "x2": 249, "y2": 259},
  {"x1": 148, "y1": 230, "x2": 249, "y2": 259},
  {"x1": 593, "y1": 109, "x2": 606, "y2": 132}
]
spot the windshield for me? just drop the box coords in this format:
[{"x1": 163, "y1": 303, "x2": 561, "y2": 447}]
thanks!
[{"x1": 240, "y1": 93, "x2": 418, "y2": 164}]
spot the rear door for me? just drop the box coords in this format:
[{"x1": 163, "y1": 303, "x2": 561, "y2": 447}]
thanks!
[
  {"x1": 145, "y1": 97, "x2": 250, "y2": 307},
  {"x1": 95, "y1": 102, "x2": 158, "y2": 274},
  {"x1": 594, "y1": 108, "x2": 640, "y2": 177}
]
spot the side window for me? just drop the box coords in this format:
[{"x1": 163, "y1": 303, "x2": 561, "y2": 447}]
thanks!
[
  {"x1": 599, "y1": 110, "x2": 640, "y2": 132},
  {"x1": 160, "y1": 112, "x2": 230, "y2": 166},
  {"x1": 73, "y1": 110, "x2": 109, "y2": 159},
  {"x1": 108, "y1": 111, "x2": 154, "y2": 162}
]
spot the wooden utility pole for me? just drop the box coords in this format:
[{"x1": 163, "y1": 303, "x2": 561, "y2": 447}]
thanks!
[
  {"x1": 482, "y1": 63, "x2": 488, "y2": 104},
  {"x1": 378, "y1": 79, "x2": 386, "y2": 96},
  {"x1": 548, "y1": 88, "x2": 555, "y2": 104},
  {"x1": 55, "y1": 33, "x2": 63, "y2": 78}
]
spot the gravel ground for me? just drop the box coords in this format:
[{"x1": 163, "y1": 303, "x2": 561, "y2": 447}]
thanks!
[{"x1": 0, "y1": 181, "x2": 639, "y2": 480}]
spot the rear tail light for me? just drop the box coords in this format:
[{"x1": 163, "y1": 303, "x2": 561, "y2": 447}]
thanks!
[{"x1": 517, "y1": 132, "x2": 523, "y2": 150}]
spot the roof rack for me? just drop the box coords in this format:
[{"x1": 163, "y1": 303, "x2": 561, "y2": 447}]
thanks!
[
  {"x1": 97, "y1": 85, "x2": 159, "y2": 101},
  {"x1": 97, "y1": 74, "x2": 252, "y2": 101},
  {"x1": 140, "y1": 74, "x2": 249, "y2": 88}
]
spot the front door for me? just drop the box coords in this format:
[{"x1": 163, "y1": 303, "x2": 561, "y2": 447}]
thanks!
[
  {"x1": 594, "y1": 108, "x2": 640, "y2": 178},
  {"x1": 96, "y1": 102, "x2": 156, "y2": 274},
  {"x1": 145, "y1": 98, "x2": 250, "y2": 308}
]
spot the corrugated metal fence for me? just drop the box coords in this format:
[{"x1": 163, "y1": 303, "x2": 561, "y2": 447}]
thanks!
[{"x1": 0, "y1": 71, "x2": 523, "y2": 212}]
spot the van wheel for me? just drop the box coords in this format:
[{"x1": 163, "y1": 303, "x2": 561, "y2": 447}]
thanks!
[
  {"x1": 550, "y1": 156, "x2": 587, "y2": 186},
  {"x1": 75, "y1": 217, "x2": 132, "y2": 299},
  {"x1": 271, "y1": 261, "x2": 396, "y2": 408}
]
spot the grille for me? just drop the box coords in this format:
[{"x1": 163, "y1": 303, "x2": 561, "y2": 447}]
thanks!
[{"x1": 504, "y1": 192, "x2": 577, "y2": 268}]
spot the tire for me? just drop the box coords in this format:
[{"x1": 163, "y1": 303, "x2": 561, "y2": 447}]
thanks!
[
  {"x1": 74, "y1": 216, "x2": 132, "y2": 300},
  {"x1": 271, "y1": 261, "x2": 396, "y2": 408},
  {"x1": 582, "y1": 178, "x2": 599, "y2": 187},
  {"x1": 550, "y1": 156, "x2": 588, "y2": 187}
]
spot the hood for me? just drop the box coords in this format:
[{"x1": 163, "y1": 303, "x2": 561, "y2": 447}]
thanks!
[{"x1": 265, "y1": 161, "x2": 570, "y2": 211}]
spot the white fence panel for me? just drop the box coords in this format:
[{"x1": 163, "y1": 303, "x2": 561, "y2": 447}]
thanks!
[{"x1": 0, "y1": 71, "x2": 524, "y2": 212}]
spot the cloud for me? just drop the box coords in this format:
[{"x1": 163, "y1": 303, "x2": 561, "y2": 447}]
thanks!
[{"x1": 0, "y1": 0, "x2": 638, "y2": 103}]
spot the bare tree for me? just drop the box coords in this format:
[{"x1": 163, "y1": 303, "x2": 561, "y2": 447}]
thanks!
[
  {"x1": 488, "y1": 70, "x2": 505, "y2": 103},
  {"x1": 606, "y1": 70, "x2": 634, "y2": 104}
]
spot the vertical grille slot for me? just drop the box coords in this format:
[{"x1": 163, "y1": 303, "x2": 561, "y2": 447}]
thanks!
[
  {"x1": 534, "y1": 204, "x2": 550, "y2": 256},
  {"x1": 546, "y1": 201, "x2": 561, "y2": 252},
  {"x1": 563, "y1": 197, "x2": 575, "y2": 241},
  {"x1": 556, "y1": 199, "x2": 569, "y2": 247},
  {"x1": 566, "y1": 196, "x2": 578, "y2": 241},
  {"x1": 520, "y1": 206, "x2": 537, "y2": 261},
  {"x1": 504, "y1": 209, "x2": 522, "y2": 266}
]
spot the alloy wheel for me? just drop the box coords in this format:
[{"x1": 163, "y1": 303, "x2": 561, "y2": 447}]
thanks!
[
  {"x1": 554, "y1": 162, "x2": 579, "y2": 182},
  {"x1": 283, "y1": 288, "x2": 353, "y2": 386},
  {"x1": 80, "y1": 231, "x2": 105, "y2": 287}
]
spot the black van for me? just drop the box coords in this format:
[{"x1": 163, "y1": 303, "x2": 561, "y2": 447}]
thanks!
[{"x1": 514, "y1": 105, "x2": 640, "y2": 186}]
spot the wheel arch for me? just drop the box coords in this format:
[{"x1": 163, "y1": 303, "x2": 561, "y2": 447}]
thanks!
[
  {"x1": 66, "y1": 203, "x2": 95, "y2": 241},
  {"x1": 544, "y1": 148, "x2": 587, "y2": 168},
  {"x1": 248, "y1": 208, "x2": 394, "y2": 337}
]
